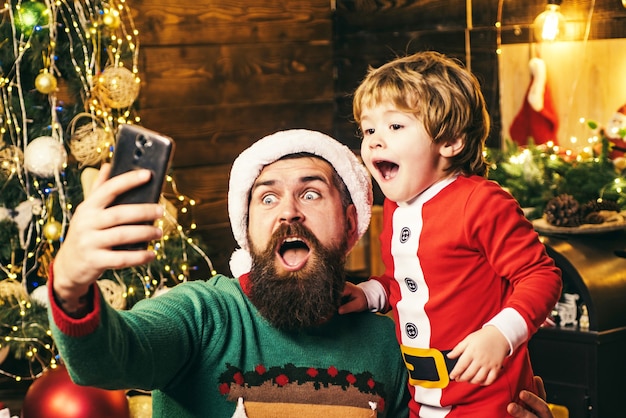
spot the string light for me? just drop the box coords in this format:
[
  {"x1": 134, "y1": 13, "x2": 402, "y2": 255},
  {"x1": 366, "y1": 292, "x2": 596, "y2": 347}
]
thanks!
[{"x1": 533, "y1": 0, "x2": 567, "y2": 42}]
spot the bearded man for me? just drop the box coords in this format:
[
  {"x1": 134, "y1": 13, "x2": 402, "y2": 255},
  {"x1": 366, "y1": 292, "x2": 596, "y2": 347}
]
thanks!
[{"x1": 48, "y1": 130, "x2": 410, "y2": 417}]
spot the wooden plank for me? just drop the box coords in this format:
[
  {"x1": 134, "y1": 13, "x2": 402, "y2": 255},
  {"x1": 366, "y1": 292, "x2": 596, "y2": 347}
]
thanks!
[
  {"x1": 138, "y1": 43, "x2": 333, "y2": 109},
  {"x1": 168, "y1": 165, "x2": 232, "y2": 275},
  {"x1": 333, "y1": 29, "x2": 468, "y2": 149},
  {"x1": 334, "y1": 0, "x2": 467, "y2": 31},
  {"x1": 131, "y1": 0, "x2": 332, "y2": 46},
  {"x1": 139, "y1": 102, "x2": 335, "y2": 167}
]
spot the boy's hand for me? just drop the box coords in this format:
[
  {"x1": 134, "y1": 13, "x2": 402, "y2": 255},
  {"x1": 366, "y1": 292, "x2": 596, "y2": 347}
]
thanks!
[
  {"x1": 447, "y1": 325, "x2": 509, "y2": 385},
  {"x1": 338, "y1": 282, "x2": 368, "y2": 314}
]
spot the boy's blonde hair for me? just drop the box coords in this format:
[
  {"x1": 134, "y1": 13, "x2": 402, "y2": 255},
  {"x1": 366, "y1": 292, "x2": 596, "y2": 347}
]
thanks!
[{"x1": 353, "y1": 51, "x2": 490, "y2": 177}]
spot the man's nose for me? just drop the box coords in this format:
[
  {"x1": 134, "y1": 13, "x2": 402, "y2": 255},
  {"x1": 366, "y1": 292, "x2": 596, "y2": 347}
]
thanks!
[{"x1": 279, "y1": 197, "x2": 303, "y2": 224}]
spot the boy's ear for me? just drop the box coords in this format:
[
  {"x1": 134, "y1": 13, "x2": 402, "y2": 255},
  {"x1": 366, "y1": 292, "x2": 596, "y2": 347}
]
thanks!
[{"x1": 439, "y1": 136, "x2": 464, "y2": 157}]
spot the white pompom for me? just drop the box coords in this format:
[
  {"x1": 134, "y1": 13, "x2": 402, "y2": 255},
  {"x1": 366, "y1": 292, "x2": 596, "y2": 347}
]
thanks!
[
  {"x1": 24, "y1": 136, "x2": 67, "y2": 178},
  {"x1": 29, "y1": 285, "x2": 49, "y2": 308},
  {"x1": 229, "y1": 249, "x2": 252, "y2": 278}
]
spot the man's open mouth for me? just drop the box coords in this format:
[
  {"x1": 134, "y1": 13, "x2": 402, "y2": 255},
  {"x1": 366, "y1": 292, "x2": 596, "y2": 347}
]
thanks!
[
  {"x1": 278, "y1": 237, "x2": 311, "y2": 270},
  {"x1": 375, "y1": 160, "x2": 399, "y2": 180}
]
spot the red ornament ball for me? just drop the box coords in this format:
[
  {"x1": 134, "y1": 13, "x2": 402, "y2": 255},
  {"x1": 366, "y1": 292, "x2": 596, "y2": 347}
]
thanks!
[{"x1": 21, "y1": 364, "x2": 130, "y2": 418}]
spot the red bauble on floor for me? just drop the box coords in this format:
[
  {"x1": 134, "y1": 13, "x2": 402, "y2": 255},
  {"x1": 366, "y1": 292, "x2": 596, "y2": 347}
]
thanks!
[{"x1": 21, "y1": 364, "x2": 129, "y2": 418}]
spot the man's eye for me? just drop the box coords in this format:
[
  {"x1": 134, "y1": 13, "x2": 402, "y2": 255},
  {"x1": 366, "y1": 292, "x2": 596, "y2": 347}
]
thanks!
[
  {"x1": 262, "y1": 195, "x2": 277, "y2": 205},
  {"x1": 303, "y1": 191, "x2": 320, "y2": 201}
]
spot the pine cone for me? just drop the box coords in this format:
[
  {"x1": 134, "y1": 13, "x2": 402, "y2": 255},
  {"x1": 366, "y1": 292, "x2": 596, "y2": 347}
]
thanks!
[
  {"x1": 583, "y1": 212, "x2": 605, "y2": 224},
  {"x1": 544, "y1": 194, "x2": 582, "y2": 227},
  {"x1": 581, "y1": 199, "x2": 620, "y2": 217}
]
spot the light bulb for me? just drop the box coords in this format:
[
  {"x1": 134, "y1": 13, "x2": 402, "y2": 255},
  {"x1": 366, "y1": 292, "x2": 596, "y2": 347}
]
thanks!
[{"x1": 533, "y1": 2, "x2": 566, "y2": 42}]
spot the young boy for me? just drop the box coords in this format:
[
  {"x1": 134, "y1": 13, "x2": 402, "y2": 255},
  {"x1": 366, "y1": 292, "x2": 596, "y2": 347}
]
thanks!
[{"x1": 340, "y1": 51, "x2": 562, "y2": 417}]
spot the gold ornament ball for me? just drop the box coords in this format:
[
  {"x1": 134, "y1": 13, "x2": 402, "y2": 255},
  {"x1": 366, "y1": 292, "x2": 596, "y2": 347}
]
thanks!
[
  {"x1": 43, "y1": 219, "x2": 63, "y2": 242},
  {"x1": 103, "y1": 11, "x2": 121, "y2": 29},
  {"x1": 35, "y1": 71, "x2": 58, "y2": 94}
]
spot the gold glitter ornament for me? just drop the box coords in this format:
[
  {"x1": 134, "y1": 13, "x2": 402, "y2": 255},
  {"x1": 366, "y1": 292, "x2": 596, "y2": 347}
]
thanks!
[
  {"x1": 128, "y1": 394, "x2": 152, "y2": 418},
  {"x1": 94, "y1": 66, "x2": 140, "y2": 109},
  {"x1": 43, "y1": 218, "x2": 63, "y2": 242},
  {"x1": 35, "y1": 70, "x2": 58, "y2": 94},
  {"x1": 36, "y1": 241, "x2": 54, "y2": 279}
]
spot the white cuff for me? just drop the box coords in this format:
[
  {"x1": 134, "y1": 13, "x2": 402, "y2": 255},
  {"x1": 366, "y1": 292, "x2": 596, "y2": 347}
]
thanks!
[
  {"x1": 484, "y1": 307, "x2": 529, "y2": 355},
  {"x1": 358, "y1": 280, "x2": 388, "y2": 312}
]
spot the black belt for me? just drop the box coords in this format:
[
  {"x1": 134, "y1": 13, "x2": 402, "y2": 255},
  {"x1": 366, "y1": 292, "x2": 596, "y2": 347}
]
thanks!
[{"x1": 401, "y1": 346, "x2": 458, "y2": 389}]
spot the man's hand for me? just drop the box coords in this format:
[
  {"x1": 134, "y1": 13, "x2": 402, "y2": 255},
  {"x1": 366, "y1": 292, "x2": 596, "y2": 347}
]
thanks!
[
  {"x1": 338, "y1": 282, "x2": 368, "y2": 314},
  {"x1": 447, "y1": 325, "x2": 509, "y2": 385},
  {"x1": 508, "y1": 376, "x2": 554, "y2": 418},
  {"x1": 52, "y1": 164, "x2": 163, "y2": 313}
]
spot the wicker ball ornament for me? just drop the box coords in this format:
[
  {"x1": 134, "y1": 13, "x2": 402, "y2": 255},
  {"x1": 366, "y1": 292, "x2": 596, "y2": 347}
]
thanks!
[
  {"x1": 97, "y1": 279, "x2": 127, "y2": 310},
  {"x1": 69, "y1": 124, "x2": 113, "y2": 167},
  {"x1": 0, "y1": 145, "x2": 24, "y2": 176},
  {"x1": 94, "y1": 66, "x2": 140, "y2": 109}
]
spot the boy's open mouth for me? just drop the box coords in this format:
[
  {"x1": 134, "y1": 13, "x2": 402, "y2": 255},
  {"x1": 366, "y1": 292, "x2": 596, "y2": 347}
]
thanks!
[{"x1": 375, "y1": 160, "x2": 399, "y2": 180}]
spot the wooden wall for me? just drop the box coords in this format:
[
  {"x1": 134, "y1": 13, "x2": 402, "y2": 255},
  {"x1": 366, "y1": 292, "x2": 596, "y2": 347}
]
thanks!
[
  {"x1": 130, "y1": 0, "x2": 626, "y2": 276},
  {"x1": 132, "y1": 0, "x2": 335, "y2": 275}
]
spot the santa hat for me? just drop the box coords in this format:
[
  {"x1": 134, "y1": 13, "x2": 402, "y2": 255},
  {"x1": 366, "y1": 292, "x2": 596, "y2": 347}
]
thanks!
[
  {"x1": 510, "y1": 57, "x2": 559, "y2": 146},
  {"x1": 228, "y1": 129, "x2": 373, "y2": 277}
]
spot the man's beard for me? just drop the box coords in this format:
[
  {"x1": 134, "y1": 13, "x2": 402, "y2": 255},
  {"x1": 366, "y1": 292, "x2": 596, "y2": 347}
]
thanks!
[{"x1": 248, "y1": 223, "x2": 348, "y2": 331}]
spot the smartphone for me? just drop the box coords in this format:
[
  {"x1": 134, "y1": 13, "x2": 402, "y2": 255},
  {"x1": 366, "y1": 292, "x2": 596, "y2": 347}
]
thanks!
[{"x1": 108, "y1": 124, "x2": 175, "y2": 249}]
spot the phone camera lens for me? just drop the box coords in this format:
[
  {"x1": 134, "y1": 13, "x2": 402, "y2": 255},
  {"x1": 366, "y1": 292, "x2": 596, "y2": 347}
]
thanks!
[{"x1": 136, "y1": 134, "x2": 150, "y2": 148}]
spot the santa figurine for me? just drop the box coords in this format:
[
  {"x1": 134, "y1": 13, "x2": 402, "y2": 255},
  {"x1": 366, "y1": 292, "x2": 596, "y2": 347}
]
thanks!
[{"x1": 604, "y1": 103, "x2": 626, "y2": 160}]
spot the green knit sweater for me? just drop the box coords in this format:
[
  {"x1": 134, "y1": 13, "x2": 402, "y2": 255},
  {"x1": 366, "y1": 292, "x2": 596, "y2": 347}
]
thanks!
[{"x1": 49, "y1": 274, "x2": 409, "y2": 417}]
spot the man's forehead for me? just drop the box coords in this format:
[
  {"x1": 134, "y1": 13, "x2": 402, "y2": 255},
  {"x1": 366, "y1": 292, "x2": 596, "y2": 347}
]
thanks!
[{"x1": 255, "y1": 156, "x2": 333, "y2": 183}]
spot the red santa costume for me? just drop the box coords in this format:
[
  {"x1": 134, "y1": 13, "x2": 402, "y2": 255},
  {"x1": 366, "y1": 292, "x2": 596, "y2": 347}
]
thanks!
[{"x1": 360, "y1": 175, "x2": 562, "y2": 417}]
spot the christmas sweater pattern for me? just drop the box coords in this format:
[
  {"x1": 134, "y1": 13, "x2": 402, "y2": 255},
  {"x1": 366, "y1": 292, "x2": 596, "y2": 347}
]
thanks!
[
  {"x1": 49, "y1": 273, "x2": 409, "y2": 418},
  {"x1": 372, "y1": 175, "x2": 562, "y2": 417},
  {"x1": 219, "y1": 363, "x2": 386, "y2": 417}
]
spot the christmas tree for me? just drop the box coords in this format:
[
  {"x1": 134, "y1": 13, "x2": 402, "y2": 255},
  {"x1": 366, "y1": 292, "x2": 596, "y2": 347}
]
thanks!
[{"x1": 0, "y1": 0, "x2": 213, "y2": 381}]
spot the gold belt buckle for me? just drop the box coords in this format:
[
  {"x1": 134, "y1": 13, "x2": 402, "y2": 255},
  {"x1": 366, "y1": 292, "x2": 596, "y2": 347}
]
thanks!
[{"x1": 400, "y1": 345, "x2": 450, "y2": 389}]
